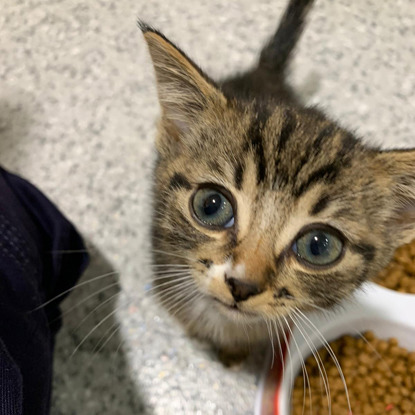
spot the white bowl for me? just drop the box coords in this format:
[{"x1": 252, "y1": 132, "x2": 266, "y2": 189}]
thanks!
[{"x1": 255, "y1": 283, "x2": 415, "y2": 415}]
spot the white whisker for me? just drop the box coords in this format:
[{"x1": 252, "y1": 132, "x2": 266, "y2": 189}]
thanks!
[
  {"x1": 58, "y1": 281, "x2": 119, "y2": 323},
  {"x1": 151, "y1": 270, "x2": 192, "y2": 279},
  {"x1": 271, "y1": 319, "x2": 285, "y2": 380},
  {"x1": 93, "y1": 321, "x2": 121, "y2": 358},
  {"x1": 71, "y1": 297, "x2": 134, "y2": 357},
  {"x1": 169, "y1": 289, "x2": 201, "y2": 317},
  {"x1": 146, "y1": 275, "x2": 192, "y2": 291},
  {"x1": 294, "y1": 308, "x2": 352, "y2": 414},
  {"x1": 276, "y1": 318, "x2": 295, "y2": 391},
  {"x1": 265, "y1": 318, "x2": 275, "y2": 368},
  {"x1": 73, "y1": 291, "x2": 120, "y2": 332},
  {"x1": 282, "y1": 315, "x2": 311, "y2": 415},
  {"x1": 291, "y1": 311, "x2": 332, "y2": 415},
  {"x1": 153, "y1": 281, "x2": 195, "y2": 302},
  {"x1": 158, "y1": 285, "x2": 197, "y2": 311},
  {"x1": 151, "y1": 248, "x2": 196, "y2": 262},
  {"x1": 30, "y1": 271, "x2": 119, "y2": 312}
]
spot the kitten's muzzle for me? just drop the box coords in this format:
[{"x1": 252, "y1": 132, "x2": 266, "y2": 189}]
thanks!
[{"x1": 225, "y1": 274, "x2": 263, "y2": 302}]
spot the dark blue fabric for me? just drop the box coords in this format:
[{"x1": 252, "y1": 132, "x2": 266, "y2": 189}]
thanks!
[{"x1": 0, "y1": 167, "x2": 89, "y2": 415}]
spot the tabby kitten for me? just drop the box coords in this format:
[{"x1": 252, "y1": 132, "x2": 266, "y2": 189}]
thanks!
[{"x1": 140, "y1": 0, "x2": 415, "y2": 360}]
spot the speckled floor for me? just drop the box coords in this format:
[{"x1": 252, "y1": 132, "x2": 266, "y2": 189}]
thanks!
[{"x1": 1, "y1": 0, "x2": 414, "y2": 414}]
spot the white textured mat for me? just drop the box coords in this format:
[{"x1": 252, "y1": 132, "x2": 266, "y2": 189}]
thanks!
[{"x1": 1, "y1": 0, "x2": 414, "y2": 414}]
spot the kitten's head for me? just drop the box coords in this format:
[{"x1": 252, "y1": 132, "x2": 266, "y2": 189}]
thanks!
[{"x1": 143, "y1": 26, "x2": 415, "y2": 326}]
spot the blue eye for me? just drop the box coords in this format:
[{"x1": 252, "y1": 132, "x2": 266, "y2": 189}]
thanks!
[
  {"x1": 292, "y1": 227, "x2": 343, "y2": 267},
  {"x1": 192, "y1": 187, "x2": 234, "y2": 229}
]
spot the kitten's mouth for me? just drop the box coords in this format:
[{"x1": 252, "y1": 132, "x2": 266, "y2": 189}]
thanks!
[{"x1": 212, "y1": 297, "x2": 257, "y2": 317}]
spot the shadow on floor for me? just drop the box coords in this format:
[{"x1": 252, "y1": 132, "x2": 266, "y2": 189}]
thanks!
[
  {"x1": 51, "y1": 242, "x2": 152, "y2": 415},
  {"x1": 0, "y1": 97, "x2": 151, "y2": 415}
]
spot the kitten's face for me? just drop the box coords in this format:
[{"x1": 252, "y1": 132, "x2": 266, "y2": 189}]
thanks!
[
  {"x1": 153, "y1": 101, "x2": 410, "y2": 324},
  {"x1": 144, "y1": 28, "x2": 415, "y2": 327}
]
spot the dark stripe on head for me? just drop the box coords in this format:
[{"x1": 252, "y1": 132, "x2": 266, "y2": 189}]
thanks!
[
  {"x1": 292, "y1": 153, "x2": 310, "y2": 181},
  {"x1": 294, "y1": 163, "x2": 339, "y2": 198},
  {"x1": 335, "y1": 132, "x2": 358, "y2": 164},
  {"x1": 234, "y1": 159, "x2": 245, "y2": 190},
  {"x1": 313, "y1": 124, "x2": 336, "y2": 153},
  {"x1": 169, "y1": 173, "x2": 191, "y2": 191},
  {"x1": 350, "y1": 242, "x2": 376, "y2": 262},
  {"x1": 310, "y1": 194, "x2": 331, "y2": 216},
  {"x1": 208, "y1": 160, "x2": 225, "y2": 176},
  {"x1": 332, "y1": 207, "x2": 358, "y2": 221},
  {"x1": 292, "y1": 124, "x2": 336, "y2": 181},
  {"x1": 277, "y1": 110, "x2": 296, "y2": 154},
  {"x1": 247, "y1": 109, "x2": 269, "y2": 184}
]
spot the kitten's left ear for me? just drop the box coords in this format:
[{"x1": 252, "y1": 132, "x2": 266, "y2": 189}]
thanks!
[
  {"x1": 378, "y1": 149, "x2": 415, "y2": 244},
  {"x1": 139, "y1": 21, "x2": 227, "y2": 141}
]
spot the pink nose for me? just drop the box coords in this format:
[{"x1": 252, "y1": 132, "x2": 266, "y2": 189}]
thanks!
[{"x1": 225, "y1": 275, "x2": 263, "y2": 302}]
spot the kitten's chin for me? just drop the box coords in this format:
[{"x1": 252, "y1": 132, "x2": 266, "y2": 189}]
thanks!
[{"x1": 211, "y1": 297, "x2": 262, "y2": 323}]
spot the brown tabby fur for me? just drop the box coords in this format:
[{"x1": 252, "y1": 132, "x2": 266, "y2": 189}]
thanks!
[{"x1": 140, "y1": 0, "x2": 415, "y2": 360}]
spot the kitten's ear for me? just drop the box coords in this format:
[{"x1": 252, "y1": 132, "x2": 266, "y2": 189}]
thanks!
[
  {"x1": 139, "y1": 22, "x2": 227, "y2": 140},
  {"x1": 378, "y1": 149, "x2": 415, "y2": 244}
]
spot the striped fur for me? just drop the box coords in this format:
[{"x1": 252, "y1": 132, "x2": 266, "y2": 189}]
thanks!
[{"x1": 141, "y1": 0, "x2": 415, "y2": 358}]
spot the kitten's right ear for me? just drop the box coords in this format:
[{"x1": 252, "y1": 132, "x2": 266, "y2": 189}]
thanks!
[{"x1": 139, "y1": 21, "x2": 227, "y2": 142}]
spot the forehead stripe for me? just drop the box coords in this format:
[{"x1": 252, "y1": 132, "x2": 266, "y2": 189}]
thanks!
[
  {"x1": 169, "y1": 172, "x2": 191, "y2": 191},
  {"x1": 248, "y1": 116, "x2": 267, "y2": 184},
  {"x1": 294, "y1": 162, "x2": 339, "y2": 198},
  {"x1": 276, "y1": 110, "x2": 296, "y2": 154},
  {"x1": 234, "y1": 159, "x2": 245, "y2": 190},
  {"x1": 313, "y1": 124, "x2": 337, "y2": 153},
  {"x1": 310, "y1": 193, "x2": 331, "y2": 216}
]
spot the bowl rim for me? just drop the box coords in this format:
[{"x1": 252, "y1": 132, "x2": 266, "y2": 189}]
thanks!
[{"x1": 255, "y1": 282, "x2": 415, "y2": 415}]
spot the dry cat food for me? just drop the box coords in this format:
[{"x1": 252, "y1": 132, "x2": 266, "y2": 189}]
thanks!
[
  {"x1": 291, "y1": 331, "x2": 415, "y2": 415},
  {"x1": 374, "y1": 239, "x2": 415, "y2": 293}
]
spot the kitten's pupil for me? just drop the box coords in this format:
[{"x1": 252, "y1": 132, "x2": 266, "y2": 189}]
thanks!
[
  {"x1": 203, "y1": 194, "x2": 222, "y2": 216},
  {"x1": 309, "y1": 233, "x2": 329, "y2": 257}
]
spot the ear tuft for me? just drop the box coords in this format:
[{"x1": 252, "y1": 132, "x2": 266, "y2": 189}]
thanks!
[
  {"x1": 137, "y1": 19, "x2": 152, "y2": 33},
  {"x1": 140, "y1": 23, "x2": 226, "y2": 140}
]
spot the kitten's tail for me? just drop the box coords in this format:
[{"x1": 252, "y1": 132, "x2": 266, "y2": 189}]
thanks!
[
  {"x1": 221, "y1": 0, "x2": 314, "y2": 100},
  {"x1": 259, "y1": 0, "x2": 314, "y2": 75}
]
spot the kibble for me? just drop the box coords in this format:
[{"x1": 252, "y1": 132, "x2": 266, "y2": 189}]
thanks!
[
  {"x1": 374, "y1": 239, "x2": 415, "y2": 292},
  {"x1": 291, "y1": 332, "x2": 414, "y2": 415}
]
